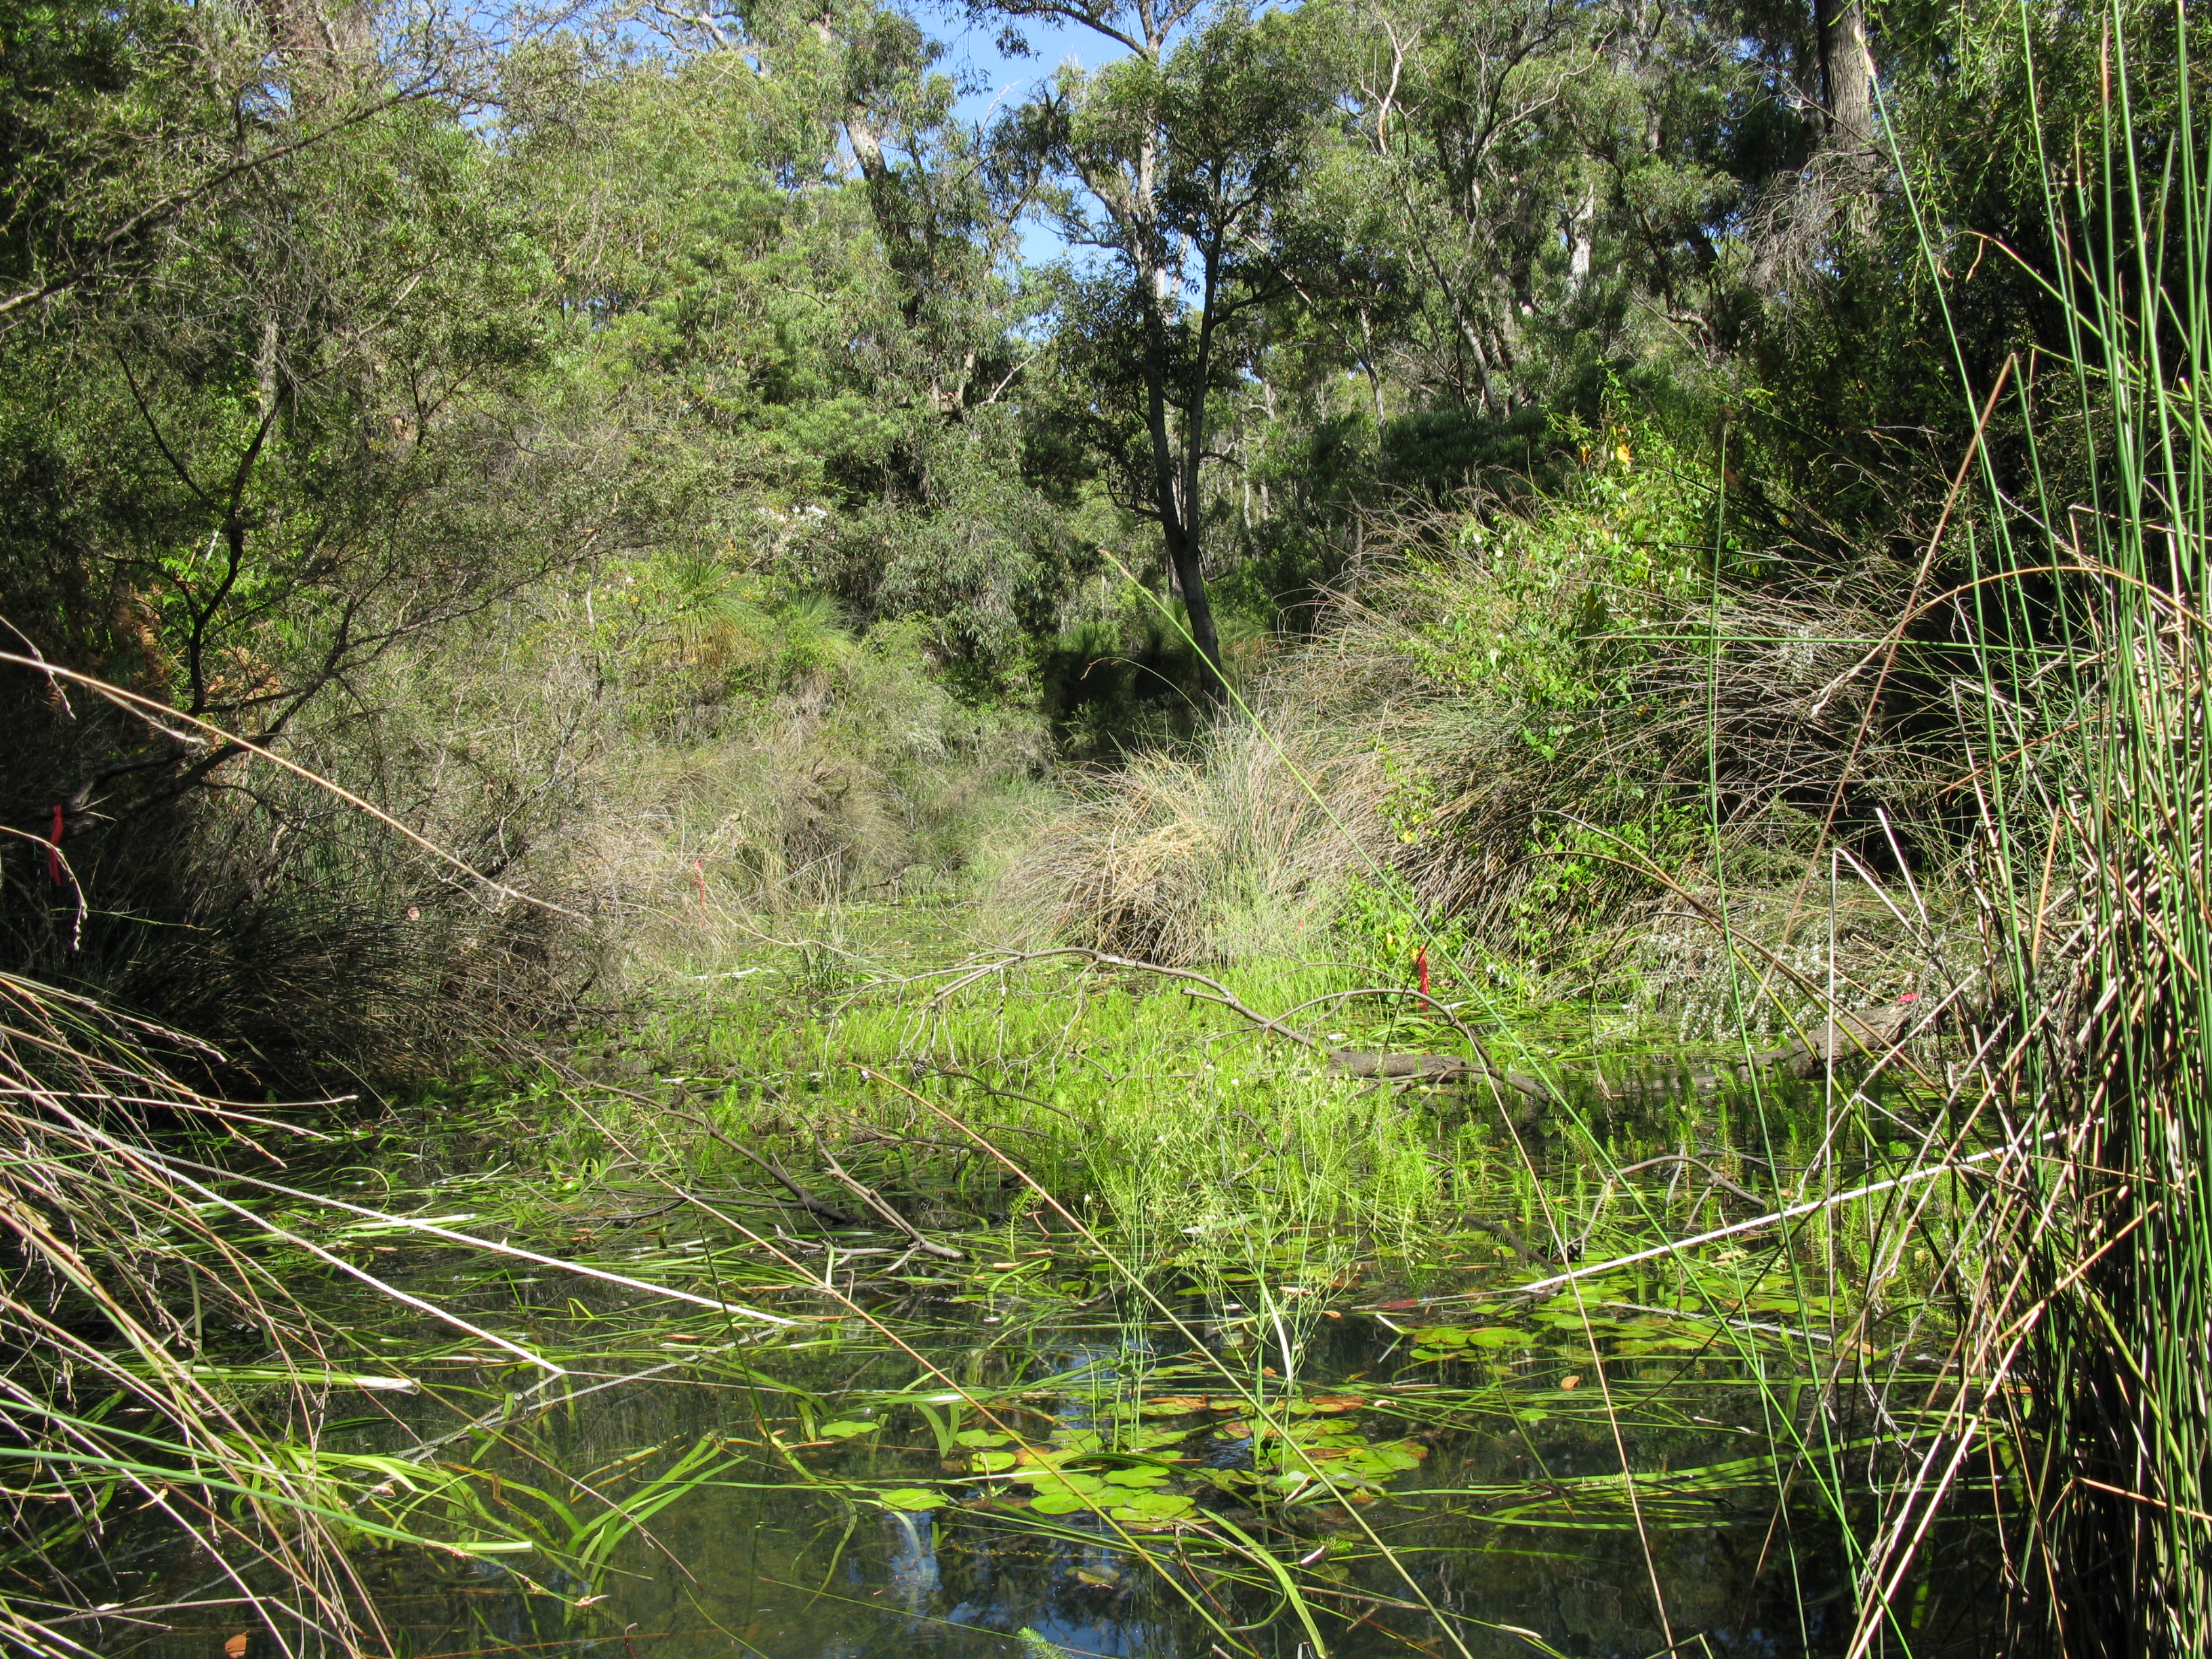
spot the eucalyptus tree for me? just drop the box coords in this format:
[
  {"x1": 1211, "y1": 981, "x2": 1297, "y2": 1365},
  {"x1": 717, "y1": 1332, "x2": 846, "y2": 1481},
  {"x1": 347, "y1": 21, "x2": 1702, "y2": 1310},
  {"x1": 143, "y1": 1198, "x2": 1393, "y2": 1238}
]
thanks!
[
  {"x1": 997, "y1": 5, "x2": 1342, "y2": 693},
  {"x1": 1328, "y1": 0, "x2": 1724, "y2": 419}
]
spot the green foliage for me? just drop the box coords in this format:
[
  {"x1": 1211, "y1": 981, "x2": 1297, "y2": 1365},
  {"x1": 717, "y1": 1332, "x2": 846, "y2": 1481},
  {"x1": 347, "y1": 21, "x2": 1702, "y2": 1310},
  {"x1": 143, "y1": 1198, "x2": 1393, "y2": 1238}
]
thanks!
[
  {"x1": 20, "y1": 0, "x2": 2184, "y2": 1651},
  {"x1": 1330, "y1": 872, "x2": 1472, "y2": 978},
  {"x1": 1391, "y1": 406, "x2": 1712, "y2": 716}
]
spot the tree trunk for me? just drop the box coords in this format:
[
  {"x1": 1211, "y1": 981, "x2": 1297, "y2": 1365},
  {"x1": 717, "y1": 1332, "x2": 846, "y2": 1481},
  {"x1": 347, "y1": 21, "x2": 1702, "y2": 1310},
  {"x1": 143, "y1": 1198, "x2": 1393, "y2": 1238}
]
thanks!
[
  {"x1": 1567, "y1": 184, "x2": 1596, "y2": 294},
  {"x1": 1140, "y1": 351, "x2": 1226, "y2": 697},
  {"x1": 1131, "y1": 174, "x2": 1227, "y2": 701},
  {"x1": 1818, "y1": 0, "x2": 1875, "y2": 145},
  {"x1": 1164, "y1": 518, "x2": 1224, "y2": 697}
]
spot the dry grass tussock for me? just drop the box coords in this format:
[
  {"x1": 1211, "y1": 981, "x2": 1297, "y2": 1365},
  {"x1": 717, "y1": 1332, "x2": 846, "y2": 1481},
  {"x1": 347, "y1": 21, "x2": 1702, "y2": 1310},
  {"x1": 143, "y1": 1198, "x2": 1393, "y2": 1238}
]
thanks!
[
  {"x1": 1001, "y1": 714, "x2": 1388, "y2": 964},
  {"x1": 1008, "y1": 546, "x2": 1979, "y2": 998},
  {"x1": 0, "y1": 975, "x2": 412, "y2": 1657},
  {"x1": 576, "y1": 629, "x2": 1049, "y2": 979}
]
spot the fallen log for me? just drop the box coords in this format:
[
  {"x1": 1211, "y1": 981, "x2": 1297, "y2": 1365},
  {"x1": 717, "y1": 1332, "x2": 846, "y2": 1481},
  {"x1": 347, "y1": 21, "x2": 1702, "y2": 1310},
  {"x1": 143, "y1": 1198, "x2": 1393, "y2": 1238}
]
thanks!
[
  {"x1": 1744, "y1": 997, "x2": 1927, "y2": 1080},
  {"x1": 1330, "y1": 996, "x2": 1931, "y2": 1101},
  {"x1": 1328, "y1": 1050, "x2": 1552, "y2": 1105}
]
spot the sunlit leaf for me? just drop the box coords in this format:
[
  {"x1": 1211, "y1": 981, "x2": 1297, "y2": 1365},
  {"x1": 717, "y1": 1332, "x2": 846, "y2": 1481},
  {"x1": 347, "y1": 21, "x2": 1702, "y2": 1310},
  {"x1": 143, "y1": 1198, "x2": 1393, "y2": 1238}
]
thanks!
[{"x1": 876, "y1": 1488, "x2": 945, "y2": 1511}]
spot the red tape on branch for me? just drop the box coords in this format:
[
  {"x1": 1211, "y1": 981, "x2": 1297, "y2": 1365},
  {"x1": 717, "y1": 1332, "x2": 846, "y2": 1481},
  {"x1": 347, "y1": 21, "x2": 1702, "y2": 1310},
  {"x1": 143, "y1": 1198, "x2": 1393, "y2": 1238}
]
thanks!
[{"x1": 1416, "y1": 945, "x2": 1429, "y2": 1000}]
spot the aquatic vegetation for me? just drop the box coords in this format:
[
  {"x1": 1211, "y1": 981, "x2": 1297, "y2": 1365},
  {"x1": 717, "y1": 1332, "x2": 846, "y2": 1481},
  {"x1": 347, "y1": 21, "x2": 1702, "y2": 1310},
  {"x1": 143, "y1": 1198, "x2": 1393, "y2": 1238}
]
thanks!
[{"x1": 87, "y1": 914, "x2": 1974, "y2": 1645}]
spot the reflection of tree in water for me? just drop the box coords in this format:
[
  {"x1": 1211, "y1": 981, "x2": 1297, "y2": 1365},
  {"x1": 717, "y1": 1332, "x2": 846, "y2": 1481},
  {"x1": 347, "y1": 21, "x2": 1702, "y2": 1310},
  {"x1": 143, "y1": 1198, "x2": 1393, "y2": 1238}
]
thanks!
[{"x1": 882, "y1": 1507, "x2": 941, "y2": 1612}]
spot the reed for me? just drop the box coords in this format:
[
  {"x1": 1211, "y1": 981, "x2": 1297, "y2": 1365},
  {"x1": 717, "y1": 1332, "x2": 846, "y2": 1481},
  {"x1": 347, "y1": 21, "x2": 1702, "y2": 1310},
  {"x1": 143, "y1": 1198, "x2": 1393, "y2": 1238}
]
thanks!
[
  {"x1": 1984, "y1": 7, "x2": 2210, "y2": 1648},
  {"x1": 1836, "y1": 1, "x2": 2212, "y2": 1647},
  {"x1": 0, "y1": 974, "x2": 413, "y2": 1657}
]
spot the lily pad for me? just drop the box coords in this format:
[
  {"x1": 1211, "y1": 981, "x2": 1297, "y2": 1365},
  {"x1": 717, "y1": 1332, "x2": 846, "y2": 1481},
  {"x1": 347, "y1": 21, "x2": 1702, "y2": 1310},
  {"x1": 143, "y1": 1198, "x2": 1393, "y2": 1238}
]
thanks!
[
  {"x1": 953, "y1": 1429, "x2": 1010, "y2": 1448},
  {"x1": 1128, "y1": 1424, "x2": 1197, "y2": 1451},
  {"x1": 1339, "y1": 1442, "x2": 1425, "y2": 1476},
  {"x1": 1026, "y1": 1470, "x2": 1107, "y2": 1498},
  {"x1": 1109, "y1": 1491, "x2": 1195, "y2": 1521},
  {"x1": 1103, "y1": 1465, "x2": 1170, "y2": 1488},
  {"x1": 818, "y1": 1420, "x2": 878, "y2": 1439},
  {"x1": 876, "y1": 1488, "x2": 945, "y2": 1511},
  {"x1": 1465, "y1": 1326, "x2": 1529, "y2": 1348}
]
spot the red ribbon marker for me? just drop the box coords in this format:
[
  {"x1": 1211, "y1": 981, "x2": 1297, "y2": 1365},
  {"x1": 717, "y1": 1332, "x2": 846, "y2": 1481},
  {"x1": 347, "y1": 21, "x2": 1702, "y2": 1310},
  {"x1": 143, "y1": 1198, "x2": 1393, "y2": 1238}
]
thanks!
[
  {"x1": 1416, "y1": 945, "x2": 1430, "y2": 1001},
  {"x1": 47, "y1": 804, "x2": 62, "y2": 886}
]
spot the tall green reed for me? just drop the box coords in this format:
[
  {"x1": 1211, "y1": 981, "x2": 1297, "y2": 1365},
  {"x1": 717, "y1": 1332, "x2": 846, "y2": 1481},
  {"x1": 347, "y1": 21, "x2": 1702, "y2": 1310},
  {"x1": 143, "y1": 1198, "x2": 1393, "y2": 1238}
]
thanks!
[
  {"x1": 0, "y1": 975, "x2": 417, "y2": 1658},
  {"x1": 1862, "y1": 2, "x2": 2212, "y2": 1648},
  {"x1": 2012, "y1": 9, "x2": 2212, "y2": 1648}
]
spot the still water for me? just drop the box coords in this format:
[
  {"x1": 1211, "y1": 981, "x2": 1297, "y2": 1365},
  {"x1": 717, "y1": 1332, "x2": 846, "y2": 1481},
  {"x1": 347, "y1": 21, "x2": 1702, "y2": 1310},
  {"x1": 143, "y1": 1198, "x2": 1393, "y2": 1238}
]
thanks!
[{"x1": 135, "y1": 1194, "x2": 1994, "y2": 1659}]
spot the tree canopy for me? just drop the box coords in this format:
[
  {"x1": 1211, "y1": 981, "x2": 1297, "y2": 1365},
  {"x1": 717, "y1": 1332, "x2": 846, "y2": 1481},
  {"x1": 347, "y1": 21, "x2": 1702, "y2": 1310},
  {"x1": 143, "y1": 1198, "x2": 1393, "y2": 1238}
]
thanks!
[{"x1": 2, "y1": 0, "x2": 2198, "y2": 1034}]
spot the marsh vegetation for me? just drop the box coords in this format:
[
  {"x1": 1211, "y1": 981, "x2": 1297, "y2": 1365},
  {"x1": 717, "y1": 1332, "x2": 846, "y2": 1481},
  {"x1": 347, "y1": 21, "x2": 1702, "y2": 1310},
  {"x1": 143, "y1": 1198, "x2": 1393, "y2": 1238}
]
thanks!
[{"x1": 3, "y1": 0, "x2": 2208, "y2": 1654}]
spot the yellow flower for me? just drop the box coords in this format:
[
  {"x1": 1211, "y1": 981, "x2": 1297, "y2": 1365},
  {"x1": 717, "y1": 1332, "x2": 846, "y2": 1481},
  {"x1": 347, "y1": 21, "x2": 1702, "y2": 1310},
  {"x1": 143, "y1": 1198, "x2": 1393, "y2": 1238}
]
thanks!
[{"x1": 1614, "y1": 443, "x2": 1633, "y2": 466}]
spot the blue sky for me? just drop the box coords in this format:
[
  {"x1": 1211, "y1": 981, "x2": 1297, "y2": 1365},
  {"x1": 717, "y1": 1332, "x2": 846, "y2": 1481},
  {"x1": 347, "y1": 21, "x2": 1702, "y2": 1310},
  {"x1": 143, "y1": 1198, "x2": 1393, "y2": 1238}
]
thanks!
[
  {"x1": 924, "y1": 6, "x2": 1116, "y2": 125},
  {"x1": 916, "y1": 4, "x2": 1119, "y2": 264}
]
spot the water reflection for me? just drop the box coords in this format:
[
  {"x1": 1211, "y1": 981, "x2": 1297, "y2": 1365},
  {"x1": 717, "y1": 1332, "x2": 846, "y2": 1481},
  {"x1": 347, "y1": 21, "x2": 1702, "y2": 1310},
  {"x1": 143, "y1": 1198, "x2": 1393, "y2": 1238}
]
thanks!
[{"x1": 123, "y1": 1066, "x2": 1998, "y2": 1659}]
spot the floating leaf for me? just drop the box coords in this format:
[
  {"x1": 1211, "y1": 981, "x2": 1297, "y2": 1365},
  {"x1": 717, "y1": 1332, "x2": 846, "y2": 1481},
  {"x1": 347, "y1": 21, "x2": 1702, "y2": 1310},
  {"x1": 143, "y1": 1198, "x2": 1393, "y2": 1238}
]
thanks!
[
  {"x1": 1109, "y1": 1491, "x2": 1195, "y2": 1520},
  {"x1": 1129, "y1": 1423, "x2": 1197, "y2": 1451},
  {"x1": 1026, "y1": 1470, "x2": 1106, "y2": 1498},
  {"x1": 1102, "y1": 1465, "x2": 1170, "y2": 1488},
  {"x1": 953, "y1": 1429, "x2": 1010, "y2": 1448},
  {"x1": 1141, "y1": 1395, "x2": 1227, "y2": 1415},
  {"x1": 1028, "y1": 1492, "x2": 1090, "y2": 1515},
  {"x1": 1343, "y1": 1443, "x2": 1425, "y2": 1475},
  {"x1": 818, "y1": 1420, "x2": 877, "y2": 1439},
  {"x1": 876, "y1": 1488, "x2": 945, "y2": 1511},
  {"x1": 972, "y1": 1450, "x2": 1020, "y2": 1473},
  {"x1": 1409, "y1": 1325, "x2": 1469, "y2": 1347}
]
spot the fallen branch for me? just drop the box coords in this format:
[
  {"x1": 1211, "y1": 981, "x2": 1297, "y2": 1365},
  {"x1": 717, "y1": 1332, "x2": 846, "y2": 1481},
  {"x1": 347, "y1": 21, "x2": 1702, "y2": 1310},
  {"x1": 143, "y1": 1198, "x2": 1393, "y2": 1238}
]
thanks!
[
  {"x1": 1327, "y1": 1050, "x2": 1550, "y2": 1105},
  {"x1": 806, "y1": 1128, "x2": 964, "y2": 1261},
  {"x1": 661, "y1": 1107, "x2": 863, "y2": 1229}
]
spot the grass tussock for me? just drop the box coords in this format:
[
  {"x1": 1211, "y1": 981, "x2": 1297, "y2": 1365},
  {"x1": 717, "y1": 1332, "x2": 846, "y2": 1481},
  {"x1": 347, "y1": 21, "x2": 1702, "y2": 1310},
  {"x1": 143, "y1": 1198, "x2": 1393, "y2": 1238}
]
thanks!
[
  {"x1": 586, "y1": 616, "x2": 1048, "y2": 939},
  {"x1": 1000, "y1": 718, "x2": 1387, "y2": 966},
  {"x1": 1008, "y1": 510, "x2": 1977, "y2": 1017},
  {"x1": 0, "y1": 976, "x2": 410, "y2": 1657}
]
